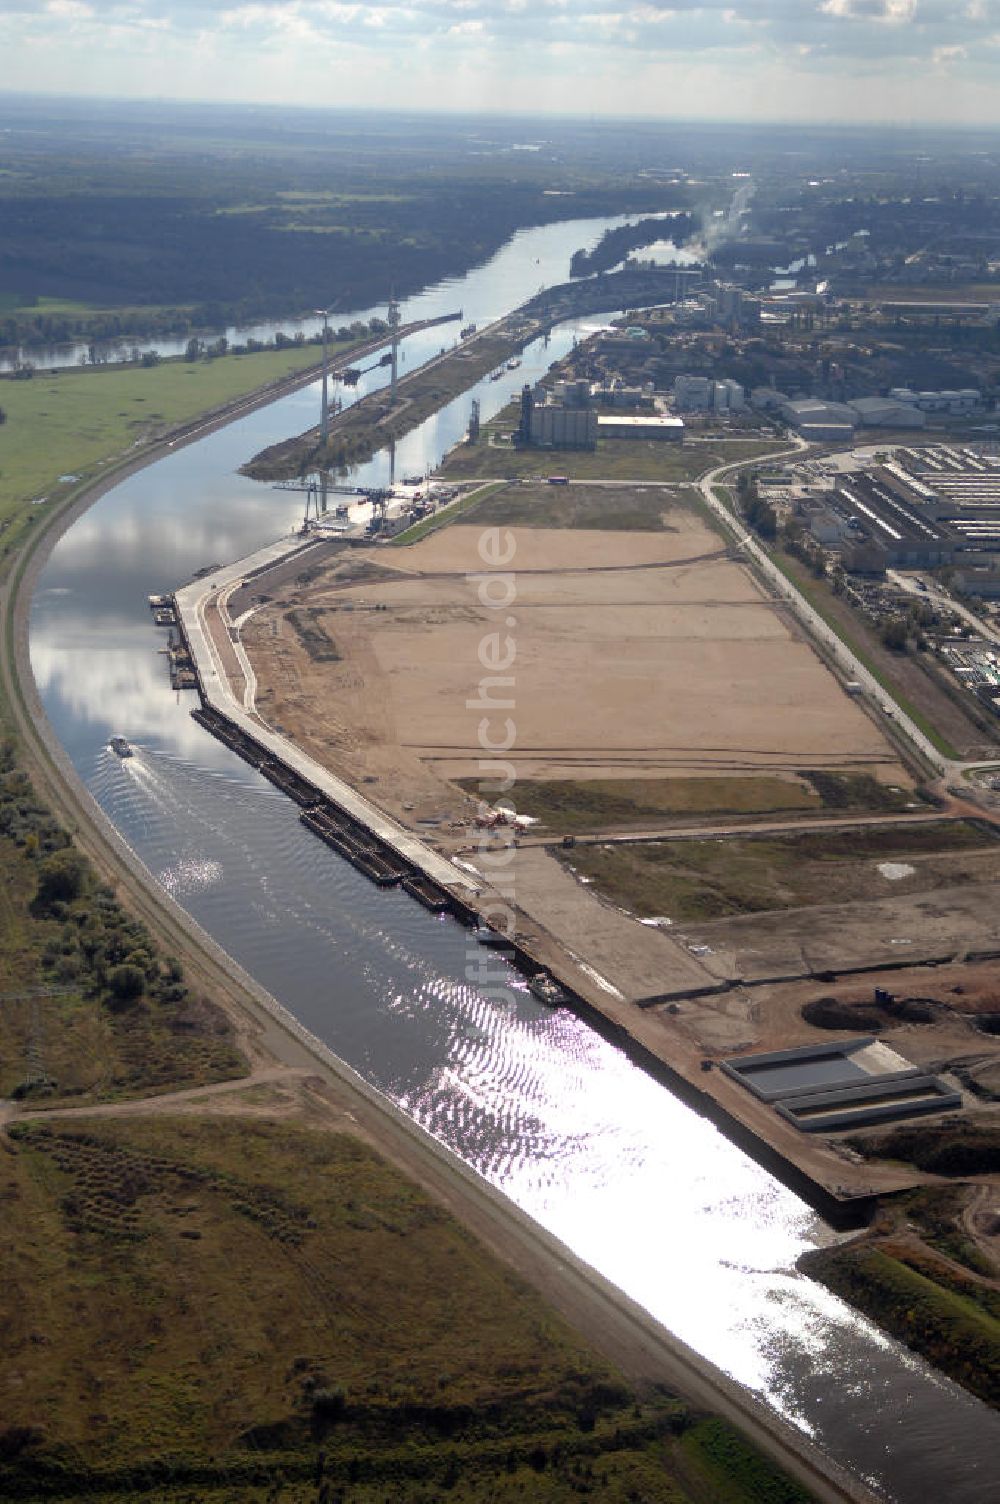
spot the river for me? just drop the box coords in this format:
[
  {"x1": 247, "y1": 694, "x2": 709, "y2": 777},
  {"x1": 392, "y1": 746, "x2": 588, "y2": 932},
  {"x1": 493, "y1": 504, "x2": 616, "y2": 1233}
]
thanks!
[{"x1": 28, "y1": 213, "x2": 999, "y2": 1501}]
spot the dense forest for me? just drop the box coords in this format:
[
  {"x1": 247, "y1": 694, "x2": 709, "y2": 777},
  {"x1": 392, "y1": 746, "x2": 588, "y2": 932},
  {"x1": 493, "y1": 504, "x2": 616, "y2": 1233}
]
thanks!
[{"x1": 0, "y1": 100, "x2": 692, "y2": 348}]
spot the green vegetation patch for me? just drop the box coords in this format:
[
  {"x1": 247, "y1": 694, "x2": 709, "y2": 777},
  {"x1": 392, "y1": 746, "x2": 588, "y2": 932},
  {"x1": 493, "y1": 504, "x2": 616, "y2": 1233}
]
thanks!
[
  {"x1": 455, "y1": 479, "x2": 696, "y2": 531},
  {"x1": 799, "y1": 1243, "x2": 1000, "y2": 1409},
  {"x1": 0, "y1": 344, "x2": 348, "y2": 557},
  {"x1": 848, "y1": 1122, "x2": 1000, "y2": 1179},
  {"x1": 463, "y1": 769, "x2": 917, "y2": 835},
  {"x1": 901, "y1": 1187, "x2": 998, "y2": 1283},
  {"x1": 461, "y1": 775, "x2": 823, "y2": 833},
  {"x1": 557, "y1": 820, "x2": 998, "y2": 922},
  {"x1": 796, "y1": 769, "x2": 913, "y2": 812},
  {"x1": 675, "y1": 1416, "x2": 814, "y2": 1504},
  {"x1": 0, "y1": 1115, "x2": 703, "y2": 1501},
  {"x1": 0, "y1": 741, "x2": 245, "y2": 1102},
  {"x1": 440, "y1": 427, "x2": 782, "y2": 485}
]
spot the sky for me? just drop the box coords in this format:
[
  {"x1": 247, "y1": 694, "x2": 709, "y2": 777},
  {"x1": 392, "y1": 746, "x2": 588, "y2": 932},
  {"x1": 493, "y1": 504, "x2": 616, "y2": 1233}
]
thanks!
[{"x1": 1, "y1": 1, "x2": 1000, "y2": 125}]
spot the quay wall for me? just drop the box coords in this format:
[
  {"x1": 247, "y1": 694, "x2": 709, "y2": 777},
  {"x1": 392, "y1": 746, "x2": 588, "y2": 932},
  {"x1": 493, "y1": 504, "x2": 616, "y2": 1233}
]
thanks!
[{"x1": 174, "y1": 571, "x2": 877, "y2": 1226}]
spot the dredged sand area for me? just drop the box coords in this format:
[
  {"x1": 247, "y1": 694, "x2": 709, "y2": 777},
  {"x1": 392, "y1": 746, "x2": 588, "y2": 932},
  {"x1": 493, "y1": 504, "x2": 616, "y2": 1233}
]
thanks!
[{"x1": 241, "y1": 512, "x2": 902, "y2": 831}]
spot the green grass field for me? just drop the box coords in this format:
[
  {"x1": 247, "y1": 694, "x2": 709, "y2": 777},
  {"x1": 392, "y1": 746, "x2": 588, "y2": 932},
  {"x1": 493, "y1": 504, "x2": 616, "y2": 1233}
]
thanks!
[
  {"x1": 452, "y1": 478, "x2": 697, "y2": 530},
  {"x1": 675, "y1": 1417, "x2": 814, "y2": 1504},
  {"x1": 438, "y1": 410, "x2": 782, "y2": 484},
  {"x1": 0, "y1": 343, "x2": 352, "y2": 550},
  {"x1": 462, "y1": 770, "x2": 921, "y2": 835},
  {"x1": 462, "y1": 775, "x2": 825, "y2": 832},
  {"x1": 1, "y1": 1114, "x2": 712, "y2": 1502},
  {"x1": 558, "y1": 820, "x2": 997, "y2": 922}
]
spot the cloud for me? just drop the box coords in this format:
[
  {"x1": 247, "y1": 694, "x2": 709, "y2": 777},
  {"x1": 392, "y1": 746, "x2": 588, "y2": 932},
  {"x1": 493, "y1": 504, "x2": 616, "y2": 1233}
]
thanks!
[
  {"x1": 45, "y1": 0, "x2": 95, "y2": 15},
  {"x1": 2, "y1": 0, "x2": 1000, "y2": 120},
  {"x1": 819, "y1": 0, "x2": 916, "y2": 18},
  {"x1": 932, "y1": 41, "x2": 968, "y2": 59}
]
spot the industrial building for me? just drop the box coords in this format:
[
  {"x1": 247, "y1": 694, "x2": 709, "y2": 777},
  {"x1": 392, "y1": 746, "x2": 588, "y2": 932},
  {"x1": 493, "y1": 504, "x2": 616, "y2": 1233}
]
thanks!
[
  {"x1": 550, "y1": 378, "x2": 592, "y2": 408},
  {"x1": 672, "y1": 374, "x2": 713, "y2": 411},
  {"x1": 672, "y1": 374, "x2": 745, "y2": 413},
  {"x1": 954, "y1": 564, "x2": 1000, "y2": 598},
  {"x1": 518, "y1": 383, "x2": 597, "y2": 449},
  {"x1": 848, "y1": 396, "x2": 926, "y2": 429},
  {"x1": 597, "y1": 415, "x2": 684, "y2": 442},
  {"x1": 780, "y1": 397, "x2": 858, "y2": 443},
  {"x1": 527, "y1": 403, "x2": 597, "y2": 449},
  {"x1": 878, "y1": 447, "x2": 1000, "y2": 573},
  {"x1": 833, "y1": 469, "x2": 956, "y2": 571},
  {"x1": 593, "y1": 382, "x2": 655, "y2": 409},
  {"x1": 888, "y1": 387, "x2": 982, "y2": 415},
  {"x1": 750, "y1": 387, "x2": 790, "y2": 413},
  {"x1": 893, "y1": 446, "x2": 1000, "y2": 514}
]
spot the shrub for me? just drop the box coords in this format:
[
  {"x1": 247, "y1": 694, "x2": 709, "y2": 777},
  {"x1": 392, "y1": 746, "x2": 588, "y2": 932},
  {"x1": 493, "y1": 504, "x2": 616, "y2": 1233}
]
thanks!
[
  {"x1": 311, "y1": 1385, "x2": 348, "y2": 1422},
  {"x1": 34, "y1": 850, "x2": 87, "y2": 909},
  {"x1": 107, "y1": 963, "x2": 145, "y2": 1003}
]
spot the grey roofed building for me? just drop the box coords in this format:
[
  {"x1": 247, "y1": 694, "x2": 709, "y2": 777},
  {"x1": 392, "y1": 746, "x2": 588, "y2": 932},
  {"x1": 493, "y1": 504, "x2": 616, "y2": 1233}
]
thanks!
[
  {"x1": 848, "y1": 397, "x2": 926, "y2": 429},
  {"x1": 780, "y1": 397, "x2": 858, "y2": 430}
]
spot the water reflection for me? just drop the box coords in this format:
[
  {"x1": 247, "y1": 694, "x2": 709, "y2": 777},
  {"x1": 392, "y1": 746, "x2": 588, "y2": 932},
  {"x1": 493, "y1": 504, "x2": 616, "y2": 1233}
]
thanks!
[{"x1": 29, "y1": 216, "x2": 1000, "y2": 1502}]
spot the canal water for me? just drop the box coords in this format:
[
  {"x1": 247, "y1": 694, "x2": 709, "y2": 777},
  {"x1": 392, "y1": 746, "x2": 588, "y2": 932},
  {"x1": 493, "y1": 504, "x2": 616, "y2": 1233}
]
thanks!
[{"x1": 28, "y1": 214, "x2": 1000, "y2": 1501}]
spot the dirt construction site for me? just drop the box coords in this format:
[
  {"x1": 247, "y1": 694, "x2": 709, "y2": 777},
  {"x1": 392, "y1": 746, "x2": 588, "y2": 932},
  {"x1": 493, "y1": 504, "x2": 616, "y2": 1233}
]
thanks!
[
  {"x1": 241, "y1": 503, "x2": 903, "y2": 817},
  {"x1": 237, "y1": 484, "x2": 1000, "y2": 1203}
]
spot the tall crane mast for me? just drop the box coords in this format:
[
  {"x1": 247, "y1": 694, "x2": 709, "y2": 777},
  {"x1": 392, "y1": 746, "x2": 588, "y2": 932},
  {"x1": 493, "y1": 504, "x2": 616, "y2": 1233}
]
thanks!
[{"x1": 387, "y1": 289, "x2": 401, "y2": 402}]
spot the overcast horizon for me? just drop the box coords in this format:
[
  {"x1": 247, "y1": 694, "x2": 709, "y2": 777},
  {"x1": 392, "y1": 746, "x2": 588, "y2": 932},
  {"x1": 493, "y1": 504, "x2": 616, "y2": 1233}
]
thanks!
[{"x1": 2, "y1": 2, "x2": 999, "y2": 127}]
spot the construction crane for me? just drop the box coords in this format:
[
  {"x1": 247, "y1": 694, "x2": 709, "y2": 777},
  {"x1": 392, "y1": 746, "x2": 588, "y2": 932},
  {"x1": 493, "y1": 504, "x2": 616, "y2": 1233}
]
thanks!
[
  {"x1": 339, "y1": 292, "x2": 403, "y2": 389},
  {"x1": 328, "y1": 482, "x2": 395, "y2": 535},
  {"x1": 273, "y1": 476, "x2": 395, "y2": 534},
  {"x1": 339, "y1": 351, "x2": 393, "y2": 387}
]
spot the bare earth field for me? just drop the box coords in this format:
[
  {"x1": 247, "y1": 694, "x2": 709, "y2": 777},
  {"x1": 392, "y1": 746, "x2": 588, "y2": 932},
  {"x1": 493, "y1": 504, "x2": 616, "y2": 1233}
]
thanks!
[
  {"x1": 239, "y1": 490, "x2": 1000, "y2": 1222},
  {"x1": 242, "y1": 508, "x2": 905, "y2": 836}
]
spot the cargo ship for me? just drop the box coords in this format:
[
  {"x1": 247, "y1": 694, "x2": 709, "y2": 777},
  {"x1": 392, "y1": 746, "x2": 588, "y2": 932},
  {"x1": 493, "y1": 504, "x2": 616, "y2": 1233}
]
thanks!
[{"x1": 110, "y1": 736, "x2": 133, "y2": 758}]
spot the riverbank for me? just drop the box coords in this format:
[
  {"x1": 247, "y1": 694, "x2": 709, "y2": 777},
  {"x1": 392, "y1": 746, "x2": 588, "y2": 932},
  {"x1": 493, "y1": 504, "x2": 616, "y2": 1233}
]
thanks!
[
  {"x1": 241, "y1": 309, "x2": 543, "y2": 480},
  {"x1": 238, "y1": 265, "x2": 708, "y2": 484},
  {"x1": 793, "y1": 1197, "x2": 998, "y2": 1407},
  {"x1": 0, "y1": 311, "x2": 883, "y2": 1504},
  {"x1": 0, "y1": 314, "x2": 461, "y2": 556}
]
